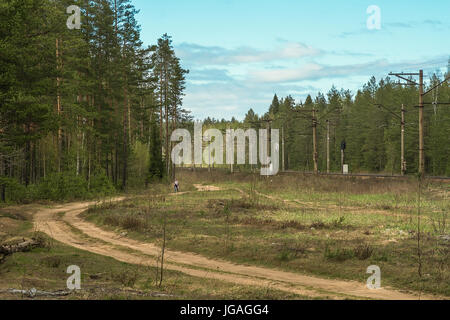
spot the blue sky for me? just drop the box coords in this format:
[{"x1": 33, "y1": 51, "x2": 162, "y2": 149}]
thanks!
[{"x1": 133, "y1": 0, "x2": 450, "y2": 120}]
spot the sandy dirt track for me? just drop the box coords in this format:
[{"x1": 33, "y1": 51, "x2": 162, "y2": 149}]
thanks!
[{"x1": 32, "y1": 188, "x2": 439, "y2": 300}]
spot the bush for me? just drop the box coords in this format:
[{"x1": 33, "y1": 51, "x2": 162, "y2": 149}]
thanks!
[
  {"x1": 0, "y1": 177, "x2": 29, "y2": 203},
  {"x1": 37, "y1": 172, "x2": 87, "y2": 201},
  {"x1": 353, "y1": 244, "x2": 374, "y2": 260},
  {"x1": 331, "y1": 216, "x2": 346, "y2": 228},
  {"x1": 89, "y1": 171, "x2": 115, "y2": 197},
  {"x1": 121, "y1": 215, "x2": 146, "y2": 231},
  {"x1": 0, "y1": 171, "x2": 117, "y2": 203},
  {"x1": 34, "y1": 171, "x2": 115, "y2": 201},
  {"x1": 324, "y1": 244, "x2": 354, "y2": 261},
  {"x1": 112, "y1": 269, "x2": 139, "y2": 288}
]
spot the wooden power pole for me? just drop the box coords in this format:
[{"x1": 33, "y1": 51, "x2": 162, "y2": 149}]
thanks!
[
  {"x1": 418, "y1": 70, "x2": 424, "y2": 177},
  {"x1": 312, "y1": 109, "x2": 318, "y2": 174},
  {"x1": 326, "y1": 120, "x2": 330, "y2": 174},
  {"x1": 228, "y1": 126, "x2": 233, "y2": 174},
  {"x1": 389, "y1": 69, "x2": 449, "y2": 177},
  {"x1": 401, "y1": 104, "x2": 406, "y2": 176},
  {"x1": 282, "y1": 126, "x2": 285, "y2": 172},
  {"x1": 375, "y1": 103, "x2": 407, "y2": 176}
]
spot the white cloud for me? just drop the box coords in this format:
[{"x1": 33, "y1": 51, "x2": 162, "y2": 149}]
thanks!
[
  {"x1": 249, "y1": 63, "x2": 323, "y2": 82},
  {"x1": 177, "y1": 38, "x2": 448, "y2": 120},
  {"x1": 175, "y1": 42, "x2": 321, "y2": 66},
  {"x1": 247, "y1": 56, "x2": 448, "y2": 84}
]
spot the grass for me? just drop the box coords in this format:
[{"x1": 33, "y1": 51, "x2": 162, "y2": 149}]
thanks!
[
  {"x1": 83, "y1": 170, "x2": 449, "y2": 297},
  {"x1": 0, "y1": 202, "x2": 309, "y2": 300}
]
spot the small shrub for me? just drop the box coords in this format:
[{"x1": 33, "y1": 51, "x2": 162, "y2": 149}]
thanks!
[
  {"x1": 277, "y1": 243, "x2": 306, "y2": 261},
  {"x1": 311, "y1": 220, "x2": 325, "y2": 229},
  {"x1": 0, "y1": 177, "x2": 30, "y2": 203},
  {"x1": 431, "y1": 212, "x2": 447, "y2": 235},
  {"x1": 377, "y1": 204, "x2": 392, "y2": 210},
  {"x1": 331, "y1": 216, "x2": 346, "y2": 228},
  {"x1": 37, "y1": 172, "x2": 87, "y2": 201},
  {"x1": 112, "y1": 269, "x2": 139, "y2": 288},
  {"x1": 374, "y1": 250, "x2": 389, "y2": 262},
  {"x1": 104, "y1": 215, "x2": 122, "y2": 227},
  {"x1": 277, "y1": 249, "x2": 292, "y2": 262},
  {"x1": 280, "y1": 220, "x2": 306, "y2": 230},
  {"x1": 33, "y1": 232, "x2": 52, "y2": 250},
  {"x1": 89, "y1": 171, "x2": 115, "y2": 196},
  {"x1": 41, "y1": 256, "x2": 62, "y2": 268},
  {"x1": 121, "y1": 215, "x2": 146, "y2": 231},
  {"x1": 324, "y1": 244, "x2": 354, "y2": 261},
  {"x1": 353, "y1": 244, "x2": 374, "y2": 260}
]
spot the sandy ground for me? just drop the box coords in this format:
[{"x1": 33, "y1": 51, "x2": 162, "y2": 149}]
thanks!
[{"x1": 31, "y1": 186, "x2": 440, "y2": 300}]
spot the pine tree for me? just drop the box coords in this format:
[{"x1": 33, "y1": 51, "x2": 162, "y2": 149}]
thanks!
[{"x1": 148, "y1": 113, "x2": 164, "y2": 183}]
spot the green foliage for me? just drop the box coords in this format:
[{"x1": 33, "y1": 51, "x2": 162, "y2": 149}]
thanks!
[
  {"x1": 35, "y1": 171, "x2": 114, "y2": 201},
  {"x1": 36, "y1": 172, "x2": 87, "y2": 201},
  {"x1": 0, "y1": 0, "x2": 189, "y2": 201},
  {"x1": 147, "y1": 115, "x2": 164, "y2": 183},
  {"x1": 0, "y1": 177, "x2": 29, "y2": 203},
  {"x1": 128, "y1": 141, "x2": 150, "y2": 188},
  {"x1": 88, "y1": 171, "x2": 116, "y2": 197},
  {"x1": 256, "y1": 75, "x2": 449, "y2": 175},
  {"x1": 323, "y1": 243, "x2": 354, "y2": 262}
]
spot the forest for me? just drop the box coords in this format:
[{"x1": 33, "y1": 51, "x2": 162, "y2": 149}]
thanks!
[
  {"x1": 0, "y1": 0, "x2": 190, "y2": 202},
  {"x1": 1, "y1": 0, "x2": 449, "y2": 203},
  {"x1": 237, "y1": 73, "x2": 450, "y2": 177}
]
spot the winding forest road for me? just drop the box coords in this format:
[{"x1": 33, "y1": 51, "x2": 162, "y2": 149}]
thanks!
[{"x1": 33, "y1": 187, "x2": 439, "y2": 300}]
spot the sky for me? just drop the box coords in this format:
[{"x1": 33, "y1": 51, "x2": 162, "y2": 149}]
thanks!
[{"x1": 132, "y1": 0, "x2": 450, "y2": 120}]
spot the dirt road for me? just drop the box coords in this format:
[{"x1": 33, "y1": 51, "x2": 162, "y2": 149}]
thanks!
[{"x1": 33, "y1": 188, "x2": 439, "y2": 300}]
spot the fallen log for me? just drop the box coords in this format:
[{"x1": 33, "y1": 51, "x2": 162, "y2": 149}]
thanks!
[
  {"x1": 4, "y1": 288, "x2": 70, "y2": 298},
  {"x1": 0, "y1": 238, "x2": 40, "y2": 255}
]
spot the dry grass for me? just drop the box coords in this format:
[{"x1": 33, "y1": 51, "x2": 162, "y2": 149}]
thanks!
[{"x1": 81, "y1": 170, "x2": 450, "y2": 296}]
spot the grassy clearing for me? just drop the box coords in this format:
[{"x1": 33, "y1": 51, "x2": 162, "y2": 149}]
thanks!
[
  {"x1": 0, "y1": 205, "x2": 310, "y2": 300},
  {"x1": 84, "y1": 170, "x2": 449, "y2": 297}
]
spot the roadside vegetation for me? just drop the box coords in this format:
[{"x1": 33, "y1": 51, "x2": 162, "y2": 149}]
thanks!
[
  {"x1": 0, "y1": 203, "x2": 308, "y2": 300},
  {"x1": 82, "y1": 170, "x2": 449, "y2": 297}
]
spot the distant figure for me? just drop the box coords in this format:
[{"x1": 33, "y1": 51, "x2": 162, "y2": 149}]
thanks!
[{"x1": 174, "y1": 179, "x2": 179, "y2": 193}]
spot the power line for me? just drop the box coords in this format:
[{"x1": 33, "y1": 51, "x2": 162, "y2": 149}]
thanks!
[{"x1": 388, "y1": 69, "x2": 450, "y2": 177}]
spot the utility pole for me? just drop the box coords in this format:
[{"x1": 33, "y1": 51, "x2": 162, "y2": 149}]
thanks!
[
  {"x1": 56, "y1": 38, "x2": 62, "y2": 173},
  {"x1": 389, "y1": 70, "x2": 450, "y2": 177},
  {"x1": 401, "y1": 104, "x2": 406, "y2": 176},
  {"x1": 228, "y1": 126, "x2": 233, "y2": 174},
  {"x1": 267, "y1": 120, "x2": 271, "y2": 157},
  {"x1": 326, "y1": 120, "x2": 330, "y2": 174},
  {"x1": 293, "y1": 108, "x2": 319, "y2": 174},
  {"x1": 192, "y1": 138, "x2": 195, "y2": 172},
  {"x1": 375, "y1": 103, "x2": 406, "y2": 176},
  {"x1": 267, "y1": 120, "x2": 271, "y2": 176},
  {"x1": 259, "y1": 119, "x2": 273, "y2": 174},
  {"x1": 248, "y1": 119, "x2": 273, "y2": 174},
  {"x1": 312, "y1": 109, "x2": 318, "y2": 174},
  {"x1": 340, "y1": 140, "x2": 346, "y2": 174},
  {"x1": 208, "y1": 134, "x2": 211, "y2": 173},
  {"x1": 203, "y1": 133, "x2": 211, "y2": 173},
  {"x1": 418, "y1": 70, "x2": 424, "y2": 177},
  {"x1": 282, "y1": 126, "x2": 285, "y2": 172}
]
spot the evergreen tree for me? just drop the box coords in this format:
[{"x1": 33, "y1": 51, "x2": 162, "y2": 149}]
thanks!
[{"x1": 148, "y1": 113, "x2": 164, "y2": 182}]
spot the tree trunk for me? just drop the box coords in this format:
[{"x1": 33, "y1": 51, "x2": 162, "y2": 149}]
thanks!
[
  {"x1": 1, "y1": 159, "x2": 7, "y2": 202},
  {"x1": 122, "y1": 86, "x2": 128, "y2": 189}
]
